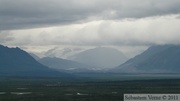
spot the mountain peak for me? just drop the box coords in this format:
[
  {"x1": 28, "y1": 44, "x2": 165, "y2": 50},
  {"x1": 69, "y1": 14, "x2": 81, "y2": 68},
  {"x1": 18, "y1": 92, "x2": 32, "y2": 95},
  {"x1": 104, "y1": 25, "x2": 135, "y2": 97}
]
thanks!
[{"x1": 70, "y1": 47, "x2": 128, "y2": 69}]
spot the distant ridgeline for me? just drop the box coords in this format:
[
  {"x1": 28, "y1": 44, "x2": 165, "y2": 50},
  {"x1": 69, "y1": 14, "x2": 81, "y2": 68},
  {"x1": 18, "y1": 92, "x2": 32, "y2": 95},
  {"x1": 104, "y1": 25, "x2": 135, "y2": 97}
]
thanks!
[
  {"x1": 38, "y1": 57, "x2": 96, "y2": 73},
  {"x1": 0, "y1": 45, "x2": 71, "y2": 77},
  {"x1": 110, "y1": 45, "x2": 180, "y2": 73}
]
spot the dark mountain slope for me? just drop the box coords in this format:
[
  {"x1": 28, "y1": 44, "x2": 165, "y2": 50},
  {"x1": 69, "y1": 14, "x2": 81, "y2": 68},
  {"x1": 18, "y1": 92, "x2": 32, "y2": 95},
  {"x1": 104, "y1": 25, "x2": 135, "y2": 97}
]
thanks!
[
  {"x1": 0, "y1": 45, "x2": 70, "y2": 77},
  {"x1": 111, "y1": 45, "x2": 180, "y2": 73}
]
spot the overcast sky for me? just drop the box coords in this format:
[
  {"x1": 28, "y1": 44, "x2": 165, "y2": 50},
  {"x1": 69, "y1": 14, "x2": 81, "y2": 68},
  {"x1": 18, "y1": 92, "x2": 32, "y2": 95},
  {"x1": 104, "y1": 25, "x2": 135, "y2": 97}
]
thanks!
[{"x1": 1, "y1": 0, "x2": 180, "y2": 57}]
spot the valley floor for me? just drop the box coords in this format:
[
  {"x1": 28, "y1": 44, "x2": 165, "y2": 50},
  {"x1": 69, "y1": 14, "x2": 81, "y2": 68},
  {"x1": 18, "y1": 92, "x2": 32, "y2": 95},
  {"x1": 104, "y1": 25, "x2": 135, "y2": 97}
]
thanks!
[{"x1": 1, "y1": 74, "x2": 180, "y2": 101}]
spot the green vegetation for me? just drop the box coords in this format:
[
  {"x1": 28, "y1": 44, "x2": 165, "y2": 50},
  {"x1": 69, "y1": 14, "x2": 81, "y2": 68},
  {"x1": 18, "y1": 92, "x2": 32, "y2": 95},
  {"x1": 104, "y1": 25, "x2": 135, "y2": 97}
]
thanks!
[{"x1": 0, "y1": 76, "x2": 180, "y2": 101}]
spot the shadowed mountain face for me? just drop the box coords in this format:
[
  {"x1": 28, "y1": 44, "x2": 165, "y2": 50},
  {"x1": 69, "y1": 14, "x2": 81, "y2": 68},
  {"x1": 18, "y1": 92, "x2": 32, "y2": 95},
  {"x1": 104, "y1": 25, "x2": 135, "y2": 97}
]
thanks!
[
  {"x1": 111, "y1": 45, "x2": 180, "y2": 73},
  {"x1": 69, "y1": 47, "x2": 128, "y2": 69},
  {"x1": 0, "y1": 45, "x2": 70, "y2": 77},
  {"x1": 38, "y1": 57, "x2": 96, "y2": 73}
]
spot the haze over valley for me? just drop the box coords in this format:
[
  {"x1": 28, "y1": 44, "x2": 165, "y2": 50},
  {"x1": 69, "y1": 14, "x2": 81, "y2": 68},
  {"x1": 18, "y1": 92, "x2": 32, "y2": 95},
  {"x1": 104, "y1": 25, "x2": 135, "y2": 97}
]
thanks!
[{"x1": 1, "y1": 1, "x2": 180, "y2": 100}]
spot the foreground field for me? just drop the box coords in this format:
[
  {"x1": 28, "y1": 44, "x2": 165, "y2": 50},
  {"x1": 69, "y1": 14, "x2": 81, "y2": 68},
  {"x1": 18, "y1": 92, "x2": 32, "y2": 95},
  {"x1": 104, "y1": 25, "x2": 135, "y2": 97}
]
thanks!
[{"x1": 0, "y1": 76, "x2": 180, "y2": 101}]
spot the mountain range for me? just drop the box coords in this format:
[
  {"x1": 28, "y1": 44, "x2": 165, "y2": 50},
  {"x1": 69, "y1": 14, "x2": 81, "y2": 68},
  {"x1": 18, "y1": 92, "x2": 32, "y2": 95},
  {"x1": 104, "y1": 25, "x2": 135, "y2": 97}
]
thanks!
[
  {"x1": 0, "y1": 45, "x2": 70, "y2": 77},
  {"x1": 111, "y1": 45, "x2": 180, "y2": 73},
  {"x1": 1, "y1": 44, "x2": 180, "y2": 75}
]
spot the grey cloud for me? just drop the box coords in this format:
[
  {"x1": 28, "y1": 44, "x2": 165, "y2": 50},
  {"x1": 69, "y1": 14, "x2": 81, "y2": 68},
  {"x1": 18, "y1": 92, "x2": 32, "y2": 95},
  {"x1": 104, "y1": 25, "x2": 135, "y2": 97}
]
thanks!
[
  {"x1": 1, "y1": 0, "x2": 180, "y2": 30},
  {"x1": 7, "y1": 15, "x2": 180, "y2": 47},
  {"x1": 0, "y1": 31, "x2": 14, "y2": 44}
]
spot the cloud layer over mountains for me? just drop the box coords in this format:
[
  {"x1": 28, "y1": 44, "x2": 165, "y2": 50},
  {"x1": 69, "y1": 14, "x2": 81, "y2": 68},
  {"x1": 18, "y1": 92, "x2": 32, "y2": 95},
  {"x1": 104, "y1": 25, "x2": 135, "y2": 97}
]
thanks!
[{"x1": 1, "y1": 0, "x2": 180, "y2": 56}]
